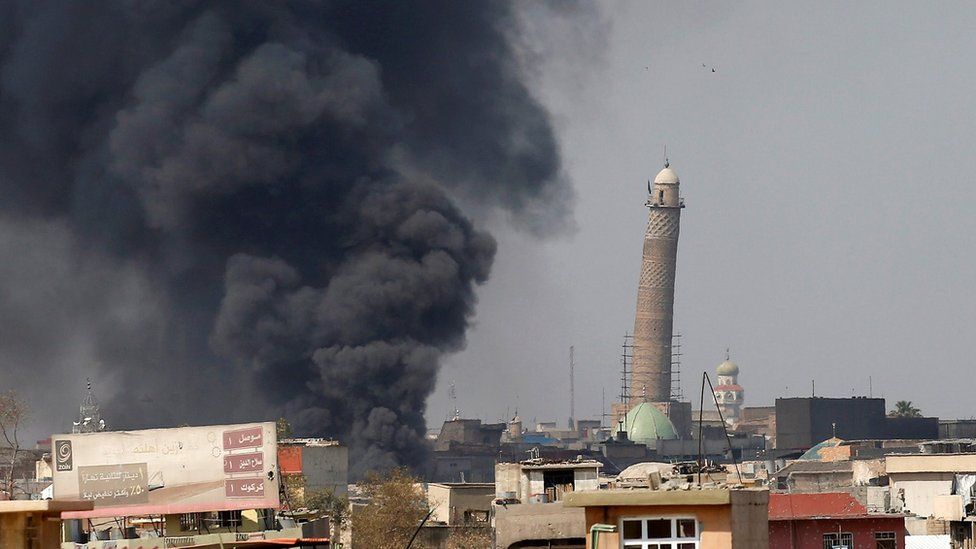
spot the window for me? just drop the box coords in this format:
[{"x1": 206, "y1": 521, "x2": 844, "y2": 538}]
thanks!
[
  {"x1": 875, "y1": 531, "x2": 896, "y2": 549},
  {"x1": 620, "y1": 517, "x2": 698, "y2": 549},
  {"x1": 823, "y1": 532, "x2": 854, "y2": 549},
  {"x1": 179, "y1": 513, "x2": 199, "y2": 531},
  {"x1": 216, "y1": 510, "x2": 242, "y2": 528}
]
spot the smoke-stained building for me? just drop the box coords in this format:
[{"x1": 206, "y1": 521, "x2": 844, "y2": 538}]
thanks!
[{"x1": 775, "y1": 397, "x2": 938, "y2": 451}]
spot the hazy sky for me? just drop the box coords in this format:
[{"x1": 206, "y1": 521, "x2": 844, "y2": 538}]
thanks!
[{"x1": 428, "y1": 1, "x2": 976, "y2": 429}]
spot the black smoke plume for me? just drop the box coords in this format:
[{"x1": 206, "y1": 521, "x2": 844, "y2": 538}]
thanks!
[{"x1": 0, "y1": 2, "x2": 569, "y2": 473}]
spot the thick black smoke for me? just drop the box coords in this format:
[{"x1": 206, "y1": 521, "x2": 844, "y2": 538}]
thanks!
[{"x1": 0, "y1": 2, "x2": 569, "y2": 472}]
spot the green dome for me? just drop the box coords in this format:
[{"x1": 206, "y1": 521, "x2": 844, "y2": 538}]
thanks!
[
  {"x1": 717, "y1": 360, "x2": 739, "y2": 376},
  {"x1": 614, "y1": 402, "x2": 678, "y2": 445}
]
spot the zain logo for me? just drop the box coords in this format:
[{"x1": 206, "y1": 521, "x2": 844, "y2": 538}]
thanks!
[{"x1": 55, "y1": 440, "x2": 73, "y2": 472}]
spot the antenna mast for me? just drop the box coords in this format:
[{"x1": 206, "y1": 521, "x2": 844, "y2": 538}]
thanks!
[
  {"x1": 449, "y1": 380, "x2": 459, "y2": 420},
  {"x1": 569, "y1": 346, "x2": 575, "y2": 430}
]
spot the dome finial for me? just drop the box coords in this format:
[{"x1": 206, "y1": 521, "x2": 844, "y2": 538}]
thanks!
[
  {"x1": 726, "y1": 348, "x2": 730, "y2": 361},
  {"x1": 663, "y1": 145, "x2": 669, "y2": 168}
]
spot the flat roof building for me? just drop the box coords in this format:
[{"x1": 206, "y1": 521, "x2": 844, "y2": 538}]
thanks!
[
  {"x1": 0, "y1": 500, "x2": 93, "y2": 549},
  {"x1": 563, "y1": 488, "x2": 769, "y2": 549}
]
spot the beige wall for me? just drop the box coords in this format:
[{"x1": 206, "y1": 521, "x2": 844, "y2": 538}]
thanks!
[
  {"x1": 493, "y1": 502, "x2": 585, "y2": 549},
  {"x1": 426, "y1": 484, "x2": 493, "y2": 525},
  {"x1": 0, "y1": 512, "x2": 62, "y2": 549},
  {"x1": 495, "y1": 463, "x2": 520, "y2": 499},
  {"x1": 887, "y1": 454, "x2": 976, "y2": 473},
  {"x1": 890, "y1": 472, "x2": 955, "y2": 517},
  {"x1": 729, "y1": 490, "x2": 769, "y2": 549}
]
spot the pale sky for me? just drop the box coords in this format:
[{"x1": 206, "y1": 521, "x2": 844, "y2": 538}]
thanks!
[{"x1": 428, "y1": 1, "x2": 976, "y2": 429}]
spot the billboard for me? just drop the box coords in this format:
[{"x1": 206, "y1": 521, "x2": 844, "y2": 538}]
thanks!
[{"x1": 52, "y1": 422, "x2": 278, "y2": 518}]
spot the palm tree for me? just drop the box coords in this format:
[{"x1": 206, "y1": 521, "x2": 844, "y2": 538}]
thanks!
[{"x1": 890, "y1": 400, "x2": 921, "y2": 418}]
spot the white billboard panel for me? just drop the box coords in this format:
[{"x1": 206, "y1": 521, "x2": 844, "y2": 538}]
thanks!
[{"x1": 52, "y1": 422, "x2": 278, "y2": 518}]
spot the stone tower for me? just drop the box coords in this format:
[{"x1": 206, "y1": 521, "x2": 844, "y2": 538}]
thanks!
[{"x1": 632, "y1": 162, "x2": 683, "y2": 402}]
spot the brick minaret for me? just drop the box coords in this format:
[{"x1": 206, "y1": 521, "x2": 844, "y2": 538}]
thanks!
[{"x1": 631, "y1": 162, "x2": 683, "y2": 402}]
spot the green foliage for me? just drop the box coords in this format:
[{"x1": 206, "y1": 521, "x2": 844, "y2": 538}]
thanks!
[
  {"x1": 890, "y1": 400, "x2": 921, "y2": 418},
  {"x1": 276, "y1": 417, "x2": 293, "y2": 439},
  {"x1": 352, "y1": 468, "x2": 431, "y2": 549}
]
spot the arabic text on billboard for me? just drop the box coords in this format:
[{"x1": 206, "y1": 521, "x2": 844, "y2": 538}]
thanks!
[{"x1": 51, "y1": 422, "x2": 278, "y2": 518}]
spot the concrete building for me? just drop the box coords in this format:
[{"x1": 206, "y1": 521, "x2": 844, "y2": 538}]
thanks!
[
  {"x1": 768, "y1": 492, "x2": 904, "y2": 549},
  {"x1": 0, "y1": 500, "x2": 92, "y2": 549},
  {"x1": 493, "y1": 502, "x2": 585, "y2": 549},
  {"x1": 939, "y1": 419, "x2": 976, "y2": 439},
  {"x1": 713, "y1": 354, "x2": 744, "y2": 426},
  {"x1": 424, "y1": 482, "x2": 494, "y2": 525},
  {"x1": 428, "y1": 417, "x2": 505, "y2": 483},
  {"x1": 495, "y1": 458, "x2": 601, "y2": 504},
  {"x1": 435, "y1": 418, "x2": 506, "y2": 451},
  {"x1": 775, "y1": 397, "x2": 938, "y2": 451},
  {"x1": 278, "y1": 438, "x2": 349, "y2": 497},
  {"x1": 563, "y1": 487, "x2": 769, "y2": 549},
  {"x1": 887, "y1": 453, "x2": 976, "y2": 527}
]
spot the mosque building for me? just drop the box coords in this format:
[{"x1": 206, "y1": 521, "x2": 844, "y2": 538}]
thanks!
[{"x1": 713, "y1": 352, "x2": 745, "y2": 426}]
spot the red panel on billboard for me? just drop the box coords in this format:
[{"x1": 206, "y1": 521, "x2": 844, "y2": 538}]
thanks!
[
  {"x1": 226, "y1": 478, "x2": 266, "y2": 498},
  {"x1": 223, "y1": 426, "x2": 263, "y2": 450},
  {"x1": 223, "y1": 452, "x2": 265, "y2": 474}
]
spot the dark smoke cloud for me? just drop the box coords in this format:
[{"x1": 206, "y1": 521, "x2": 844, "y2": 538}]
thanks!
[{"x1": 0, "y1": 1, "x2": 569, "y2": 472}]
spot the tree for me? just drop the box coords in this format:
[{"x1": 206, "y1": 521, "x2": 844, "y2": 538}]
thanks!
[
  {"x1": 276, "y1": 417, "x2": 293, "y2": 440},
  {"x1": 0, "y1": 390, "x2": 28, "y2": 498},
  {"x1": 352, "y1": 468, "x2": 432, "y2": 549},
  {"x1": 890, "y1": 400, "x2": 921, "y2": 418},
  {"x1": 305, "y1": 488, "x2": 349, "y2": 542}
]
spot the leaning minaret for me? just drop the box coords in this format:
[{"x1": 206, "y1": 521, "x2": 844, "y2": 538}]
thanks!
[{"x1": 632, "y1": 161, "x2": 683, "y2": 402}]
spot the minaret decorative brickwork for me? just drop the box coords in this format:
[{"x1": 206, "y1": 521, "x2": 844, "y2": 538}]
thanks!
[{"x1": 631, "y1": 162, "x2": 683, "y2": 402}]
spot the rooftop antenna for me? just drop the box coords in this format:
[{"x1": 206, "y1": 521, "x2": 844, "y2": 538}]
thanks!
[
  {"x1": 569, "y1": 346, "x2": 576, "y2": 430},
  {"x1": 449, "y1": 380, "x2": 460, "y2": 420},
  {"x1": 601, "y1": 387, "x2": 606, "y2": 429}
]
